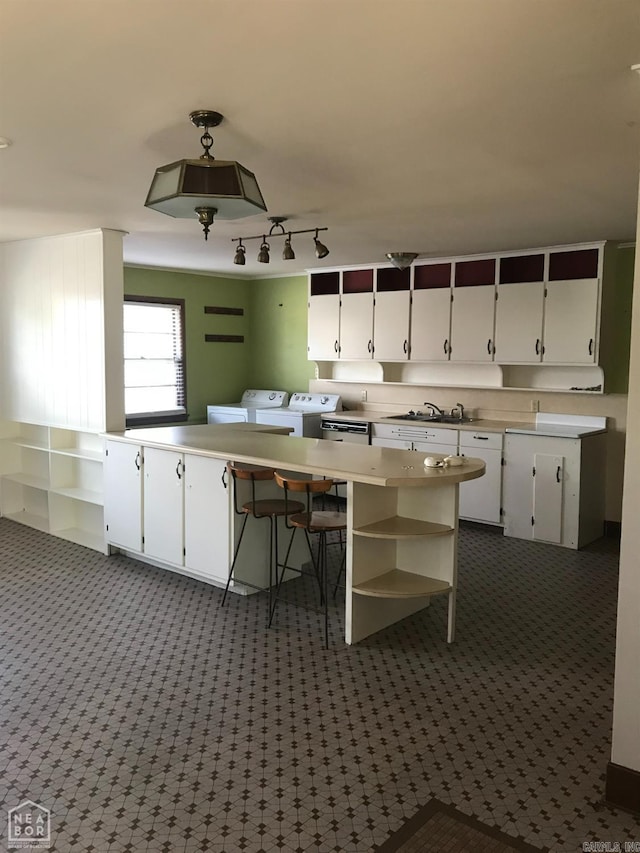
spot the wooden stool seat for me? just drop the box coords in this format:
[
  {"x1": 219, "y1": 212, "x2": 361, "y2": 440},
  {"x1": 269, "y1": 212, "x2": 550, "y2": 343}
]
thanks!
[
  {"x1": 242, "y1": 498, "x2": 304, "y2": 517},
  {"x1": 289, "y1": 510, "x2": 347, "y2": 532}
]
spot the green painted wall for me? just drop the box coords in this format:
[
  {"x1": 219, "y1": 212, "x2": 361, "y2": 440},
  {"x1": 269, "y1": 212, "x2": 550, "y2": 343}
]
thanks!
[
  {"x1": 124, "y1": 267, "x2": 253, "y2": 423},
  {"x1": 249, "y1": 275, "x2": 315, "y2": 394}
]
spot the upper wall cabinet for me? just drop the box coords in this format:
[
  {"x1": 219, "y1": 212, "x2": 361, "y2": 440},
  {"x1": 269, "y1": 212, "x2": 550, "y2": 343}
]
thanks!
[
  {"x1": 307, "y1": 240, "x2": 625, "y2": 389},
  {"x1": 450, "y1": 258, "x2": 496, "y2": 363},
  {"x1": 308, "y1": 272, "x2": 340, "y2": 360},
  {"x1": 494, "y1": 253, "x2": 546, "y2": 363},
  {"x1": 543, "y1": 248, "x2": 600, "y2": 364},
  {"x1": 374, "y1": 267, "x2": 411, "y2": 361},
  {"x1": 340, "y1": 270, "x2": 375, "y2": 360},
  {"x1": 410, "y1": 263, "x2": 452, "y2": 361}
]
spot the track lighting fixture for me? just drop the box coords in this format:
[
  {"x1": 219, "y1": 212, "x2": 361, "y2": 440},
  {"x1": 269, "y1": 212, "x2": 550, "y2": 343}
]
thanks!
[
  {"x1": 385, "y1": 252, "x2": 419, "y2": 270},
  {"x1": 145, "y1": 109, "x2": 267, "y2": 240},
  {"x1": 233, "y1": 239, "x2": 246, "y2": 266},
  {"x1": 232, "y1": 217, "x2": 329, "y2": 265},
  {"x1": 314, "y1": 229, "x2": 330, "y2": 259}
]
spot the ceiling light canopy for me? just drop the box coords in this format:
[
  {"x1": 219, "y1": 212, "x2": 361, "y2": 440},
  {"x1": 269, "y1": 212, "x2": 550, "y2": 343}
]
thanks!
[
  {"x1": 145, "y1": 110, "x2": 267, "y2": 240},
  {"x1": 385, "y1": 252, "x2": 419, "y2": 270},
  {"x1": 232, "y1": 217, "x2": 329, "y2": 265}
]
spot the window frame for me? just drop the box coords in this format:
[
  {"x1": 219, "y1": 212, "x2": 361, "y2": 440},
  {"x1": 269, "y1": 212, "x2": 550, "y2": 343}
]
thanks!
[{"x1": 123, "y1": 294, "x2": 188, "y2": 427}]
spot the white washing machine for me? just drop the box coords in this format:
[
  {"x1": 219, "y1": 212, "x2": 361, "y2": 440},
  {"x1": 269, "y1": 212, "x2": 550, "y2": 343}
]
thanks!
[
  {"x1": 206, "y1": 389, "x2": 289, "y2": 424},
  {"x1": 254, "y1": 393, "x2": 342, "y2": 437}
]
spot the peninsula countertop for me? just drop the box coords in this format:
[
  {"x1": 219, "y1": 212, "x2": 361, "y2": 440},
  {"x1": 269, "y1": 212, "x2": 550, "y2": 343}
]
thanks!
[{"x1": 105, "y1": 424, "x2": 485, "y2": 489}]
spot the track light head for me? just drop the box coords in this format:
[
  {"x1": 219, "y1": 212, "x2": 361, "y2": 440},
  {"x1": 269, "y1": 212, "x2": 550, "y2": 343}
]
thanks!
[
  {"x1": 314, "y1": 229, "x2": 330, "y2": 259},
  {"x1": 257, "y1": 238, "x2": 270, "y2": 264},
  {"x1": 282, "y1": 235, "x2": 295, "y2": 261},
  {"x1": 233, "y1": 240, "x2": 246, "y2": 265}
]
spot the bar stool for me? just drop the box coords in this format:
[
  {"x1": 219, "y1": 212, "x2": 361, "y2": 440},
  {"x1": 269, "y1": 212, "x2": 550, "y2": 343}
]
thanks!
[
  {"x1": 271, "y1": 473, "x2": 347, "y2": 647},
  {"x1": 222, "y1": 462, "x2": 304, "y2": 619}
]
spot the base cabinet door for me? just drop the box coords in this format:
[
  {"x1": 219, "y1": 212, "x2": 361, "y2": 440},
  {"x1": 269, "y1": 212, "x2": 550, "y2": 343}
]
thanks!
[
  {"x1": 104, "y1": 440, "x2": 143, "y2": 551},
  {"x1": 143, "y1": 447, "x2": 184, "y2": 565},
  {"x1": 184, "y1": 455, "x2": 230, "y2": 581},
  {"x1": 459, "y1": 444, "x2": 502, "y2": 524}
]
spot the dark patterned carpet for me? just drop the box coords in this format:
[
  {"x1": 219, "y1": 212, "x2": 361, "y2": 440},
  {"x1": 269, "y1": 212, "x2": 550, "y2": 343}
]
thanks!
[{"x1": 1, "y1": 517, "x2": 639, "y2": 852}]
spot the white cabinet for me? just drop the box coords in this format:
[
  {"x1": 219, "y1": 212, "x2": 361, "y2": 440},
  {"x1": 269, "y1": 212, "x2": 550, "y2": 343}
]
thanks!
[
  {"x1": 340, "y1": 292, "x2": 374, "y2": 359},
  {"x1": 458, "y1": 431, "x2": 503, "y2": 525},
  {"x1": 373, "y1": 267, "x2": 412, "y2": 361},
  {"x1": 104, "y1": 440, "x2": 143, "y2": 551},
  {"x1": 143, "y1": 447, "x2": 184, "y2": 565},
  {"x1": 308, "y1": 293, "x2": 340, "y2": 360},
  {"x1": 371, "y1": 423, "x2": 458, "y2": 456},
  {"x1": 543, "y1": 279, "x2": 599, "y2": 364},
  {"x1": 502, "y1": 430, "x2": 606, "y2": 549},
  {"x1": 374, "y1": 290, "x2": 410, "y2": 361},
  {"x1": 308, "y1": 271, "x2": 341, "y2": 360},
  {"x1": 184, "y1": 455, "x2": 230, "y2": 582},
  {"x1": 494, "y1": 252, "x2": 546, "y2": 364},
  {"x1": 450, "y1": 258, "x2": 497, "y2": 363},
  {"x1": 410, "y1": 262, "x2": 453, "y2": 361}
]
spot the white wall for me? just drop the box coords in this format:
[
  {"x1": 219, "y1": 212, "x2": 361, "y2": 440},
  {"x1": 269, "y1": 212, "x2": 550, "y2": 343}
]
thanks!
[
  {"x1": 0, "y1": 229, "x2": 124, "y2": 432},
  {"x1": 611, "y1": 173, "x2": 640, "y2": 772}
]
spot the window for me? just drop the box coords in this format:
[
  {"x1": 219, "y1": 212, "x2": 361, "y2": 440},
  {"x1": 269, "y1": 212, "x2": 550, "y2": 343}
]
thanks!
[{"x1": 124, "y1": 296, "x2": 187, "y2": 424}]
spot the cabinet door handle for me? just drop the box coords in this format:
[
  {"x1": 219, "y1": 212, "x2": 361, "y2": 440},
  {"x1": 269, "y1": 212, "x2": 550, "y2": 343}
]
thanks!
[
  {"x1": 556, "y1": 465, "x2": 561, "y2": 483},
  {"x1": 473, "y1": 435, "x2": 489, "y2": 440},
  {"x1": 134, "y1": 451, "x2": 141, "y2": 471},
  {"x1": 443, "y1": 339, "x2": 449, "y2": 355},
  {"x1": 487, "y1": 338, "x2": 493, "y2": 355},
  {"x1": 588, "y1": 338, "x2": 594, "y2": 356},
  {"x1": 334, "y1": 339, "x2": 339, "y2": 353},
  {"x1": 535, "y1": 338, "x2": 540, "y2": 355},
  {"x1": 221, "y1": 469, "x2": 227, "y2": 489},
  {"x1": 176, "y1": 460, "x2": 183, "y2": 480},
  {"x1": 403, "y1": 339, "x2": 408, "y2": 354},
  {"x1": 367, "y1": 339, "x2": 373, "y2": 353}
]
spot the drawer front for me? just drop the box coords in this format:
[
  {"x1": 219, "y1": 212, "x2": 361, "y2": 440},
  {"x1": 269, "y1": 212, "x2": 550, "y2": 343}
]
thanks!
[{"x1": 459, "y1": 430, "x2": 502, "y2": 451}]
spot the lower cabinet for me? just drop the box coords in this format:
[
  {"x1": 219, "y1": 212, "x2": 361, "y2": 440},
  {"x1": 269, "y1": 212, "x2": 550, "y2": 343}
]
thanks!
[
  {"x1": 502, "y1": 432, "x2": 606, "y2": 548},
  {"x1": 371, "y1": 424, "x2": 457, "y2": 457},
  {"x1": 104, "y1": 440, "x2": 306, "y2": 590},
  {"x1": 458, "y1": 431, "x2": 503, "y2": 525},
  {"x1": 104, "y1": 441, "x2": 231, "y2": 584}
]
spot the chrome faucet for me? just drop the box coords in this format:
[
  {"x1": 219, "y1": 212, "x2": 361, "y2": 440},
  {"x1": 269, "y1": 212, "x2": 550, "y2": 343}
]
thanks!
[
  {"x1": 450, "y1": 402, "x2": 465, "y2": 420},
  {"x1": 423, "y1": 402, "x2": 444, "y2": 416}
]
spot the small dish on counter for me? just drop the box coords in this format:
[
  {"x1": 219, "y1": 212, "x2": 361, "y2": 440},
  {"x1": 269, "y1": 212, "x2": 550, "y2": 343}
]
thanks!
[{"x1": 424, "y1": 457, "x2": 444, "y2": 468}]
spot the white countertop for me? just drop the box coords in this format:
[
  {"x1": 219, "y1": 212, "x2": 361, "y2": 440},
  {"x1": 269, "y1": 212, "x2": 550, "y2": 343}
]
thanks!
[
  {"x1": 105, "y1": 424, "x2": 485, "y2": 488},
  {"x1": 504, "y1": 413, "x2": 607, "y2": 438}
]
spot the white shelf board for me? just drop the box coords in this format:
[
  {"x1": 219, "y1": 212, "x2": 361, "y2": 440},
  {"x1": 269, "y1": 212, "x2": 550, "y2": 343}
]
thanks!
[
  {"x1": 353, "y1": 569, "x2": 451, "y2": 599},
  {"x1": 50, "y1": 487, "x2": 103, "y2": 505},
  {"x1": 2, "y1": 473, "x2": 49, "y2": 490},
  {"x1": 50, "y1": 448, "x2": 103, "y2": 461},
  {"x1": 353, "y1": 516, "x2": 453, "y2": 539}
]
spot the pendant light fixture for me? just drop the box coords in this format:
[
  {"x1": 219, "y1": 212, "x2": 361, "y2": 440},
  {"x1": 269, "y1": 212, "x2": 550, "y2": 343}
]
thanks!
[
  {"x1": 232, "y1": 217, "x2": 329, "y2": 265},
  {"x1": 145, "y1": 110, "x2": 267, "y2": 240},
  {"x1": 385, "y1": 252, "x2": 419, "y2": 270}
]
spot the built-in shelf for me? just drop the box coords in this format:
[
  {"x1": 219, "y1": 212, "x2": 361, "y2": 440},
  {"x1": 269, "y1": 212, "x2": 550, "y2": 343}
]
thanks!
[
  {"x1": 50, "y1": 447, "x2": 103, "y2": 461},
  {"x1": 352, "y1": 569, "x2": 451, "y2": 599},
  {"x1": 4, "y1": 510, "x2": 49, "y2": 533},
  {"x1": 50, "y1": 487, "x2": 103, "y2": 505},
  {"x1": 3, "y1": 472, "x2": 49, "y2": 490},
  {"x1": 1, "y1": 422, "x2": 107, "y2": 552},
  {"x1": 353, "y1": 516, "x2": 453, "y2": 539}
]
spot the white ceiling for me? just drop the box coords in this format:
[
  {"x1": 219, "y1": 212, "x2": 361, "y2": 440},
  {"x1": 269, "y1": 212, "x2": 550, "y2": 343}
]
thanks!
[{"x1": 1, "y1": 0, "x2": 639, "y2": 277}]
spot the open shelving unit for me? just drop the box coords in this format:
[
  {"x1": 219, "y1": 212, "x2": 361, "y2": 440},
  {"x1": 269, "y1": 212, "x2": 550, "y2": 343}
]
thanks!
[
  {"x1": 347, "y1": 482, "x2": 460, "y2": 644},
  {"x1": 0, "y1": 421, "x2": 107, "y2": 553}
]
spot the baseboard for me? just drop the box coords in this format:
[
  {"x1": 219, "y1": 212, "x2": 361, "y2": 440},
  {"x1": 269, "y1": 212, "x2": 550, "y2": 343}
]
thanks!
[{"x1": 605, "y1": 761, "x2": 640, "y2": 815}]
